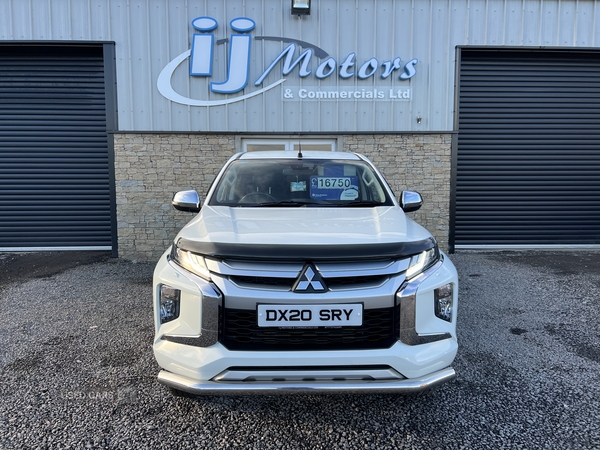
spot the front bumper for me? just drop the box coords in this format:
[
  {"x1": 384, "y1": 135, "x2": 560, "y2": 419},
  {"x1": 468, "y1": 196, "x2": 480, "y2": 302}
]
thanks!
[
  {"x1": 153, "y1": 248, "x2": 459, "y2": 393},
  {"x1": 157, "y1": 366, "x2": 456, "y2": 395}
]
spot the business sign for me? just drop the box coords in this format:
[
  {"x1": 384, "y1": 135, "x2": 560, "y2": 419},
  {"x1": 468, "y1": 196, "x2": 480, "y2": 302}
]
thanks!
[
  {"x1": 282, "y1": 87, "x2": 412, "y2": 101},
  {"x1": 158, "y1": 16, "x2": 418, "y2": 107}
]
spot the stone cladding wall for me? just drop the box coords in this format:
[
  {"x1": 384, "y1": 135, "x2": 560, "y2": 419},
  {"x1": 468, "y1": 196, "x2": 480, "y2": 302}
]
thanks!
[
  {"x1": 114, "y1": 133, "x2": 452, "y2": 261},
  {"x1": 344, "y1": 134, "x2": 452, "y2": 251}
]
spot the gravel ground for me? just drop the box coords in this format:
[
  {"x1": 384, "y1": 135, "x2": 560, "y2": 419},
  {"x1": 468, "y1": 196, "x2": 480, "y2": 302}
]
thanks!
[{"x1": 0, "y1": 250, "x2": 599, "y2": 449}]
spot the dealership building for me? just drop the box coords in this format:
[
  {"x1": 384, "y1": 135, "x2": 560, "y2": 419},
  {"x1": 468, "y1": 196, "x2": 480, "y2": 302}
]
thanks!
[{"x1": 1, "y1": 0, "x2": 599, "y2": 261}]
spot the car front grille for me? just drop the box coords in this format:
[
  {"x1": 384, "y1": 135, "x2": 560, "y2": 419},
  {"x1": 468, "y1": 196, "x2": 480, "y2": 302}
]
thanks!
[
  {"x1": 229, "y1": 274, "x2": 389, "y2": 290},
  {"x1": 220, "y1": 306, "x2": 398, "y2": 351},
  {"x1": 211, "y1": 258, "x2": 409, "y2": 292}
]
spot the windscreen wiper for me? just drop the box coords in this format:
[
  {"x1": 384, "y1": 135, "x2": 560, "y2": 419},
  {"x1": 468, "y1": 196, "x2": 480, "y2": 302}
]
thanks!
[
  {"x1": 252, "y1": 200, "x2": 315, "y2": 207},
  {"x1": 337, "y1": 200, "x2": 383, "y2": 207}
]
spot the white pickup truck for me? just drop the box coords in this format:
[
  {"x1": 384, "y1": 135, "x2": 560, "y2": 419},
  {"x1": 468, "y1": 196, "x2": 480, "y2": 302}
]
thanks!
[{"x1": 153, "y1": 151, "x2": 458, "y2": 395}]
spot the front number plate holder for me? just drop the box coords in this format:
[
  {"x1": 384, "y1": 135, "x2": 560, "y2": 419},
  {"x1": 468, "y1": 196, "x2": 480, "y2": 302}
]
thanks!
[{"x1": 257, "y1": 303, "x2": 363, "y2": 328}]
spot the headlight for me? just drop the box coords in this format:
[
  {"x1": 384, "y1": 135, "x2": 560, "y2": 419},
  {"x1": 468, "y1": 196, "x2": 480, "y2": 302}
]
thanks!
[
  {"x1": 405, "y1": 245, "x2": 440, "y2": 279},
  {"x1": 170, "y1": 244, "x2": 212, "y2": 281}
]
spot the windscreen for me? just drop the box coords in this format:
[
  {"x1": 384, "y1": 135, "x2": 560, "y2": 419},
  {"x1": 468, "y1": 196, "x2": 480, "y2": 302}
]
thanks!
[{"x1": 209, "y1": 159, "x2": 394, "y2": 207}]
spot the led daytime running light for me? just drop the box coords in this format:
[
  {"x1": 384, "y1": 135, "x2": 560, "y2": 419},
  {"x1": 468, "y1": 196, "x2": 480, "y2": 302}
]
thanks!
[
  {"x1": 171, "y1": 245, "x2": 212, "y2": 280},
  {"x1": 405, "y1": 246, "x2": 440, "y2": 279}
]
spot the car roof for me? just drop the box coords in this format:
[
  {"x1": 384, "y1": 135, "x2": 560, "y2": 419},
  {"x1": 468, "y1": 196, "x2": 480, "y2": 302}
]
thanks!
[{"x1": 237, "y1": 151, "x2": 362, "y2": 161}]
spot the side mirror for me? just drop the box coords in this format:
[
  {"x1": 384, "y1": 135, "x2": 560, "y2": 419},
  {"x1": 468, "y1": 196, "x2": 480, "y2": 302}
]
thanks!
[
  {"x1": 400, "y1": 191, "x2": 423, "y2": 213},
  {"x1": 172, "y1": 190, "x2": 201, "y2": 213}
]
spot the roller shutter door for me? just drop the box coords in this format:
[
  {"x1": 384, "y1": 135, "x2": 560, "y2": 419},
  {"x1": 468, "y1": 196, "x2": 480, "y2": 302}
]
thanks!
[
  {"x1": 454, "y1": 49, "x2": 600, "y2": 248},
  {"x1": 0, "y1": 45, "x2": 114, "y2": 250}
]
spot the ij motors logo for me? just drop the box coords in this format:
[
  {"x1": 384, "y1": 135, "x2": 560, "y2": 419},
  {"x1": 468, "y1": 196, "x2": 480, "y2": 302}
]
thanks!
[{"x1": 157, "y1": 16, "x2": 418, "y2": 107}]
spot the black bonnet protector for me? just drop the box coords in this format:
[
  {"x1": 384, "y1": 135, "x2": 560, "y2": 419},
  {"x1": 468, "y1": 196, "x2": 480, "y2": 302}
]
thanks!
[{"x1": 176, "y1": 237, "x2": 436, "y2": 261}]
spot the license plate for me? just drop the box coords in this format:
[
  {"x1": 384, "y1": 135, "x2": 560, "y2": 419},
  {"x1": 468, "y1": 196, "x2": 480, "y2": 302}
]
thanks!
[{"x1": 257, "y1": 304, "x2": 363, "y2": 327}]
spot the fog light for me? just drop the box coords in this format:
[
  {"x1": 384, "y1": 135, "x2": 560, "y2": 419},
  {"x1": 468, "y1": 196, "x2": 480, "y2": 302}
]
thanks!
[
  {"x1": 160, "y1": 285, "x2": 180, "y2": 324},
  {"x1": 434, "y1": 283, "x2": 453, "y2": 322}
]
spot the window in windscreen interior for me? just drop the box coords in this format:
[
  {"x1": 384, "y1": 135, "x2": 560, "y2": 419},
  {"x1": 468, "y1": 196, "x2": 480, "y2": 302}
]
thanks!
[{"x1": 209, "y1": 159, "x2": 392, "y2": 206}]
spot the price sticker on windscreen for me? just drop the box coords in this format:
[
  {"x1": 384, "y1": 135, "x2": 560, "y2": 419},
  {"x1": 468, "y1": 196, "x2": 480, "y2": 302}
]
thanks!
[{"x1": 310, "y1": 176, "x2": 359, "y2": 200}]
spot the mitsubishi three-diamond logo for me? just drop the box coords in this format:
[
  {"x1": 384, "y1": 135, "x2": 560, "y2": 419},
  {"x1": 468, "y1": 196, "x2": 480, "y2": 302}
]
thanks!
[{"x1": 292, "y1": 264, "x2": 328, "y2": 293}]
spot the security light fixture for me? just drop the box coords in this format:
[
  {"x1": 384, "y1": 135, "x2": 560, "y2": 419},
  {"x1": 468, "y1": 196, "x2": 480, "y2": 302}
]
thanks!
[{"x1": 292, "y1": 0, "x2": 310, "y2": 15}]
